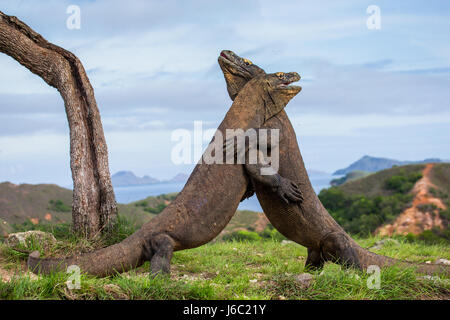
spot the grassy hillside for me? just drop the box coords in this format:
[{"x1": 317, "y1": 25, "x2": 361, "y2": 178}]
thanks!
[
  {"x1": 429, "y1": 163, "x2": 450, "y2": 201},
  {"x1": 319, "y1": 163, "x2": 450, "y2": 239},
  {"x1": 0, "y1": 181, "x2": 174, "y2": 229},
  {"x1": 330, "y1": 170, "x2": 372, "y2": 186},
  {"x1": 338, "y1": 164, "x2": 426, "y2": 196},
  {"x1": 0, "y1": 182, "x2": 73, "y2": 225}
]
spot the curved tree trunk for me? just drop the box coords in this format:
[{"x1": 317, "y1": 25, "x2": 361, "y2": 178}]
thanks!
[{"x1": 0, "y1": 11, "x2": 117, "y2": 238}]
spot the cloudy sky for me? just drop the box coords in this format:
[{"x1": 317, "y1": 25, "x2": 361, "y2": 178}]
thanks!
[{"x1": 1, "y1": 0, "x2": 450, "y2": 187}]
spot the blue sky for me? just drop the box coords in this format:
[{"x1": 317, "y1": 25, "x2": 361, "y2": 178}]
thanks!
[{"x1": 1, "y1": 0, "x2": 450, "y2": 186}]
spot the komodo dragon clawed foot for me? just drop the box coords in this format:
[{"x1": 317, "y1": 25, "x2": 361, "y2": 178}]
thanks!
[
  {"x1": 275, "y1": 176, "x2": 303, "y2": 204},
  {"x1": 244, "y1": 162, "x2": 304, "y2": 205},
  {"x1": 147, "y1": 233, "x2": 175, "y2": 277},
  {"x1": 304, "y1": 247, "x2": 325, "y2": 270},
  {"x1": 240, "y1": 173, "x2": 303, "y2": 204},
  {"x1": 305, "y1": 232, "x2": 361, "y2": 271}
]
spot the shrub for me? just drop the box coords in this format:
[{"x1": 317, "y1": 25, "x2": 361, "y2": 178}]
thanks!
[
  {"x1": 222, "y1": 230, "x2": 262, "y2": 242},
  {"x1": 259, "y1": 224, "x2": 287, "y2": 241},
  {"x1": 48, "y1": 200, "x2": 71, "y2": 213},
  {"x1": 384, "y1": 170, "x2": 422, "y2": 194},
  {"x1": 144, "y1": 203, "x2": 167, "y2": 214},
  {"x1": 429, "y1": 187, "x2": 448, "y2": 200},
  {"x1": 318, "y1": 171, "x2": 420, "y2": 236},
  {"x1": 135, "y1": 201, "x2": 148, "y2": 207}
]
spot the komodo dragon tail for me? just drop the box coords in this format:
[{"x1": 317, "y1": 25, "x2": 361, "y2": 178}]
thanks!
[
  {"x1": 27, "y1": 230, "x2": 148, "y2": 277},
  {"x1": 316, "y1": 231, "x2": 450, "y2": 276},
  {"x1": 354, "y1": 245, "x2": 450, "y2": 277}
]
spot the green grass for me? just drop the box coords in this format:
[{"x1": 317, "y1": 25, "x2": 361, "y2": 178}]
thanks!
[{"x1": 1, "y1": 236, "x2": 449, "y2": 300}]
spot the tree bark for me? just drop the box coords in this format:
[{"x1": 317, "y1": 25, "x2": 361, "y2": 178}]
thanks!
[{"x1": 0, "y1": 11, "x2": 117, "y2": 238}]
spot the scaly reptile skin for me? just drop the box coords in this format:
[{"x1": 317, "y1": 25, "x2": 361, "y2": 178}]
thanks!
[
  {"x1": 219, "y1": 50, "x2": 450, "y2": 276},
  {"x1": 27, "y1": 71, "x2": 302, "y2": 277}
]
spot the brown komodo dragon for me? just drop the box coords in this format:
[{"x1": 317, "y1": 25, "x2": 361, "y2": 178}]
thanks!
[
  {"x1": 218, "y1": 50, "x2": 450, "y2": 276},
  {"x1": 27, "y1": 71, "x2": 303, "y2": 277}
]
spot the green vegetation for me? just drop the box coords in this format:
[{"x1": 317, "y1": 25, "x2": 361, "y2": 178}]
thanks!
[
  {"x1": 338, "y1": 164, "x2": 425, "y2": 197},
  {"x1": 413, "y1": 229, "x2": 450, "y2": 244},
  {"x1": 331, "y1": 170, "x2": 371, "y2": 187},
  {"x1": 259, "y1": 224, "x2": 287, "y2": 241},
  {"x1": 132, "y1": 194, "x2": 176, "y2": 214},
  {"x1": 429, "y1": 164, "x2": 450, "y2": 197},
  {"x1": 429, "y1": 187, "x2": 448, "y2": 200},
  {"x1": 319, "y1": 168, "x2": 423, "y2": 236},
  {"x1": 144, "y1": 203, "x2": 167, "y2": 214},
  {"x1": 223, "y1": 224, "x2": 287, "y2": 242},
  {"x1": 223, "y1": 230, "x2": 262, "y2": 242},
  {"x1": 48, "y1": 199, "x2": 71, "y2": 213},
  {"x1": 0, "y1": 182, "x2": 73, "y2": 225},
  {"x1": 319, "y1": 187, "x2": 413, "y2": 236},
  {"x1": 1, "y1": 230, "x2": 449, "y2": 300},
  {"x1": 320, "y1": 164, "x2": 450, "y2": 243},
  {"x1": 134, "y1": 199, "x2": 167, "y2": 214},
  {"x1": 384, "y1": 171, "x2": 422, "y2": 193}
]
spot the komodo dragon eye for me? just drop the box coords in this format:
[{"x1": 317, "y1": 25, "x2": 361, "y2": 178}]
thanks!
[{"x1": 243, "y1": 58, "x2": 253, "y2": 66}]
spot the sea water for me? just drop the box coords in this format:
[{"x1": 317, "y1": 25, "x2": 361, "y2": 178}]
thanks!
[{"x1": 114, "y1": 173, "x2": 336, "y2": 212}]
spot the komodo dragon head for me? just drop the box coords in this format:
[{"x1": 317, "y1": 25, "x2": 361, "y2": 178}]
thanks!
[
  {"x1": 218, "y1": 50, "x2": 301, "y2": 116},
  {"x1": 253, "y1": 71, "x2": 301, "y2": 121},
  {"x1": 219, "y1": 50, "x2": 301, "y2": 122},
  {"x1": 218, "y1": 50, "x2": 266, "y2": 100}
]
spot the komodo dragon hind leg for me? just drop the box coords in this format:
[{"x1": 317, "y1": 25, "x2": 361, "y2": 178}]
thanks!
[
  {"x1": 148, "y1": 233, "x2": 175, "y2": 277},
  {"x1": 320, "y1": 232, "x2": 361, "y2": 269},
  {"x1": 305, "y1": 247, "x2": 325, "y2": 270}
]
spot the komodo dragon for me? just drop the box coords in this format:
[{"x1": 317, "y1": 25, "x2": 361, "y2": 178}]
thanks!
[
  {"x1": 218, "y1": 50, "x2": 450, "y2": 276},
  {"x1": 27, "y1": 71, "x2": 303, "y2": 277}
]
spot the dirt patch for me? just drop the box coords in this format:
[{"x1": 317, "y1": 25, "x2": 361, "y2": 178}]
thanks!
[
  {"x1": 377, "y1": 164, "x2": 446, "y2": 236},
  {"x1": 0, "y1": 256, "x2": 39, "y2": 282}
]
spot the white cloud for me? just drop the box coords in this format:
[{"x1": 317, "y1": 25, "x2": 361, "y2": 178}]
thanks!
[{"x1": 290, "y1": 112, "x2": 450, "y2": 136}]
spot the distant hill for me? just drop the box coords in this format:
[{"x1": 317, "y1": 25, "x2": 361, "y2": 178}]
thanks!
[
  {"x1": 0, "y1": 181, "x2": 263, "y2": 237},
  {"x1": 0, "y1": 181, "x2": 173, "y2": 229},
  {"x1": 333, "y1": 155, "x2": 443, "y2": 175},
  {"x1": 169, "y1": 173, "x2": 189, "y2": 183},
  {"x1": 0, "y1": 182, "x2": 73, "y2": 232},
  {"x1": 112, "y1": 171, "x2": 188, "y2": 187},
  {"x1": 336, "y1": 164, "x2": 426, "y2": 197},
  {"x1": 112, "y1": 171, "x2": 159, "y2": 187},
  {"x1": 320, "y1": 163, "x2": 450, "y2": 239},
  {"x1": 306, "y1": 169, "x2": 331, "y2": 177},
  {"x1": 330, "y1": 170, "x2": 371, "y2": 186}
]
